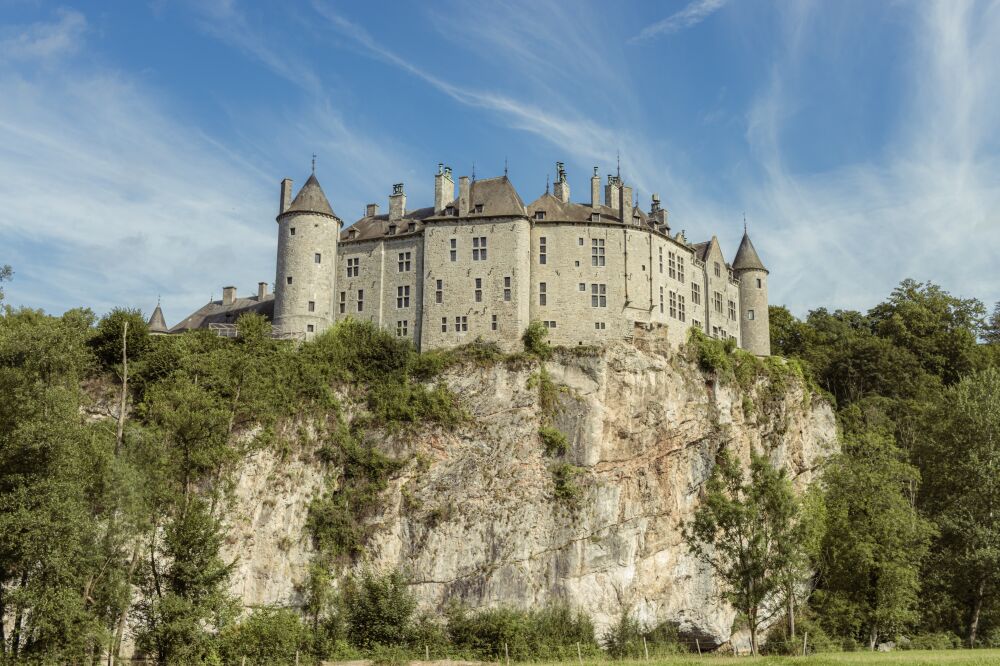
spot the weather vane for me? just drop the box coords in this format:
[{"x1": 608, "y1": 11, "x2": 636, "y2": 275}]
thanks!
[{"x1": 311, "y1": 154, "x2": 316, "y2": 174}]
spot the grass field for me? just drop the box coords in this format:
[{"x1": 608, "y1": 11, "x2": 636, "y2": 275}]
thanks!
[{"x1": 529, "y1": 652, "x2": 1000, "y2": 666}]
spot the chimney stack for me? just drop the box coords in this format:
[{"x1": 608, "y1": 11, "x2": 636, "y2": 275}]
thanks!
[
  {"x1": 621, "y1": 184, "x2": 634, "y2": 224},
  {"x1": 389, "y1": 183, "x2": 406, "y2": 222},
  {"x1": 435, "y1": 164, "x2": 455, "y2": 213},
  {"x1": 458, "y1": 176, "x2": 470, "y2": 216},
  {"x1": 222, "y1": 286, "x2": 236, "y2": 306},
  {"x1": 590, "y1": 167, "x2": 600, "y2": 208},
  {"x1": 650, "y1": 193, "x2": 669, "y2": 233},
  {"x1": 257, "y1": 282, "x2": 268, "y2": 300},
  {"x1": 553, "y1": 161, "x2": 570, "y2": 203},
  {"x1": 365, "y1": 203, "x2": 379, "y2": 217},
  {"x1": 279, "y1": 178, "x2": 293, "y2": 214}
]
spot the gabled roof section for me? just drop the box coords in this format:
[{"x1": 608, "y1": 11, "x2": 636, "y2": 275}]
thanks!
[
  {"x1": 526, "y1": 192, "x2": 624, "y2": 223},
  {"x1": 170, "y1": 294, "x2": 275, "y2": 333},
  {"x1": 340, "y1": 206, "x2": 435, "y2": 242},
  {"x1": 470, "y1": 176, "x2": 525, "y2": 216},
  {"x1": 732, "y1": 231, "x2": 768, "y2": 272},
  {"x1": 283, "y1": 174, "x2": 337, "y2": 219},
  {"x1": 147, "y1": 304, "x2": 168, "y2": 334}
]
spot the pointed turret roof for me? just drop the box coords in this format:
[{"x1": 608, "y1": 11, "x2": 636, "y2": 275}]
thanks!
[
  {"x1": 148, "y1": 304, "x2": 168, "y2": 334},
  {"x1": 732, "y1": 231, "x2": 767, "y2": 272},
  {"x1": 283, "y1": 173, "x2": 338, "y2": 218}
]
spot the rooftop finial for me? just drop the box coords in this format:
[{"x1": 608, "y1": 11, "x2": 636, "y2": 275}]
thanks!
[
  {"x1": 472, "y1": 162, "x2": 476, "y2": 182},
  {"x1": 616, "y1": 151, "x2": 621, "y2": 178},
  {"x1": 311, "y1": 153, "x2": 316, "y2": 175},
  {"x1": 545, "y1": 173, "x2": 550, "y2": 194},
  {"x1": 157, "y1": 294, "x2": 161, "y2": 307},
  {"x1": 743, "y1": 212, "x2": 747, "y2": 233},
  {"x1": 504, "y1": 157, "x2": 508, "y2": 177}
]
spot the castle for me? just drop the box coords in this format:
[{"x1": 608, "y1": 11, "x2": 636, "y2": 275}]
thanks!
[{"x1": 153, "y1": 162, "x2": 771, "y2": 356}]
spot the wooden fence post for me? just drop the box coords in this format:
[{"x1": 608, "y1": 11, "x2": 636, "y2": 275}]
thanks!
[
  {"x1": 504, "y1": 640, "x2": 509, "y2": 666},
  {"x1": 803, "y1": 631, "x2": 808, "y2": 656},
  {"x1": 696, "y1": 638, "x2": 702, "y2": 657},
  {"x1": 643, "y1": 636, "x2": 649, "y2": 661},
  {"x1": 577, "y1": 641, "x2": 583, "y2": 665}
]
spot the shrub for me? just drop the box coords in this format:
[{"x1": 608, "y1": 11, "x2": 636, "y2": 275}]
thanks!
[
  {"x1": 551, "y1": 463, "x2": 584, "y2": 502},
  {"x1": 342, "y1": 570, "x2": 417, "y2": 649},
  {"x1": 602, "y1": 610, "x2": 686, "y2": 658},
  {"x1": 217, "y1": 607, "x2": 313, "y2": 665},
  {"x1": 522, "y1": 321, "x2": 552, "y2": 359},
  {"x1": 446, "y1": 603, "x2": 600, "y2": 661},
  {"x1": 902, "y1": 632, "x2": 962, "y2": 650},
  {"x1": 686, "y1": 328, "x2": 732, "y2": 376},
  {"x1": 539, "y1": 426, "x2": 568, "y2": 456}
]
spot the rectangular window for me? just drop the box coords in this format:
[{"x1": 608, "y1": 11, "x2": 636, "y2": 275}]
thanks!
[
  {"x1": 714, "y1": 291, "x2": 723, "y2": 314},
  {"x1": 397, "y1": 251, "x2": 411, "y2": 272},
  {"x1": 339, "y1": 291, "x2": 345, "y2": 314},
  {"x1": 678, "y1": 294, "x2": 686, "y2": 322},
  {"x1": 659, "y1": 247, "x2": 663, "y2": 273},
  {"x1": 491, "y1": 314, "x2": 498, "y2": 331},
  {"x1": 314, "y1": 253, "x2": 321, "y2": 264},
  {"x1": 539, "y1": 282, "x2": 547, "y2": 306},
  {"x1": 454, "y1": 316, "x2": 468, "y2": 332},
  {"x1": 290, "y1": 227, "x2": 296, "y2": 236},
  {"x1": 504, "y1": 276, "x2": 511, "y2": 302},
  {"x1": 308, "y1": 300, "x2": 315, "y2": 313},
  {"x1": 286, "y1": 276, "x2": 293, "y2": 285},
  {"x1": 677, "y1": 256, "x2": 685, "y2": 283},
  {"x1": 579, "y1": 283, "x2": 586, "y2": 292},
  {"x1": 475, "y1": 277, "x2": 483, "y2": 303},
  {"x1": 473, "y1": 236, "x2": 487, "y2": 261},
  {"x1": 539, "y1": 237, "x2": 547, "y2": 264},
  {"x1": 396, "y1": 320, "x2": 408, "y2": 336},
  {"x1": 535, "y1": 211, "x2": 546, "y2": 220},
  {"x1": 450, "y1": 238, "x2": 457, "y2": 262},
  {"x1": 591, "y1": 238, "x2": 606, "y2": 266},
  {"x1": 692, "y1": 283, "x2": 701, "y2": 305},
  {"x1": 595, "y1": 322, "x2": 606, "y2": 330},
  {"x1": 693, "y1": 319, "x2": 702, "y2": 330},
  {"x1": 578, "y1": 237, "x2": 584, "y2": 246},
  {"x1": 357, "y1": 289, "x2": 364, "y2": 312},
  {"x1": 307, "y1": 324, "x2": 314, "y2": 332},
  {"x1": 441, "y1": 317, "x2": 448, "y2": 332},
  {"x1": 757, "y1": 278, "x2": 762, "y2": 288},
  {"x1": 397, "y1": 285, "x2": 410, "y2": 308},
  {"x1": 346, "y1": 257, "x2": 360, "y2": 277},
  {"x1": 544, "y1": 321, "x2": 557, "y2": 329},
  {"x1": 668, "y1": 251, "x2": 676, "y2": 279},
  {"x1": 729, "y1": 299, "x2": 737, "y2": 321},
  {"x1": 591, "y1": 283, "x2": 607, "y2": 308},
  {"x1": 669, "y1": 291, "x2": 677, "y2": 319},
  {"x1": 714, "y1": 262, "x2": 721, "y2": 278},
  {"x1": 659, "y1": 286, "x2": 664, "y2": 314},
  {"x1": 435, "y1": 279, "x2": 443, "y2": 304},
  {"x1": 748, "y1": 309, "x2": 755, "y2": 321}
]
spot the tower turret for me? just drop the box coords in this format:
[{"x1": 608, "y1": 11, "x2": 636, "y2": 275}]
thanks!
[
  {"x1": 732, "y1": 229, "x2": 770, "y2": 356},
  {"x1": 273, "y1": 170, "x2": 341, "y2": 339}
]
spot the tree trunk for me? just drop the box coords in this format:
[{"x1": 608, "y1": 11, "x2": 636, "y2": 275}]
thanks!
[
  {"x1": 788, "y1": 591, "x2": 796, "y2": 638},
  {"x1": 115, "y1": 321, "x2": 128, "y2": 454},
  {"x1": 110, "y1": 543, "x2": 141, "y2": 665},
  {"x1": 969, "y1": 575, "x2": 987, "y2": 648},
  {"x1": 868, "y1": 628, "x2": 878, "y2": 651},
  {"x1": 10, "y1": 572, "x2": 28, "y2": 659}
]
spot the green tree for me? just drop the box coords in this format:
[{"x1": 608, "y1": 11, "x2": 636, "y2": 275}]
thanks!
[
  {"x1": 683, "y1": 448, "x2": 805, "y2": 655},
  {"x1": 0, "y1": 264, "x2": 11, "y2": 303},
  {"x1": 984, "y1": 302, "x2": 1000, "y2": 345},
  {"x1": 814, "y1": 424, "x2": 934, "y2": 649},
  {"x1": 342, "y1": 569, "x2": 416, "y2": 649},
  {"x1": 918, "y1": 367, "x2": 1000, "y2": 646}
]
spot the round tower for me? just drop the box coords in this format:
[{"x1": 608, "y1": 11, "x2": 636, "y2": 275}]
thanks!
[
  {"x1": 732, "y1": 230, "x2": 770, "y2": 356},
  {"x1": 273, "y1": 171, "x2": 341, "y2": 339}
]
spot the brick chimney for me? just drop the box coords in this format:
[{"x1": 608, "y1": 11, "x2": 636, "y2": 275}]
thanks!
[
  {"x1": 279, "y1": 178, "x2": 292, "y2": 214},
  {"x1": 435, "y1": 164, "x2": 455, "y2": 213},
  {"x1": 458, "y1": 176, "x2": 470, "y2": 216},
  {"x1": 222, "y1": 286, "x2": 236, "y2": 306},
  {"x1": 389, "y1": 183, "x2": 406, "y2": 222},
  {"x1": 590, "y1": 167, "x2": 600, "y2": 209},
  {"x1": 553, "y1": 162, "x2": 570, "y2": 203},
  {"x1": 366, "y1": 203, "x2": 379, "y2": 217},
  {"x1": 257, "y1": 282, "x2": 268, "y2": 300}
]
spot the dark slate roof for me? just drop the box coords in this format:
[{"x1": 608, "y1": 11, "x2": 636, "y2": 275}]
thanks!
[
  {"x1": 691, "y1": 241, "x2": 710, "y2": 261},
  {"x1": 470, "y1": 176, "x2": 525, "y2": 216},
  {"x1": 283, "y1": 174, "x2": 337, "y2": 218},
  {"x1": 340, "y1": 206, "x2": 436, "y2": 242},
  {"x1": 170, "y1": 294, "x2": 275, "y2": 333},
  {"x1": 732, "y1": 231, "x2": 767, "y2": 272},
  {"x1": 147, "y1": 304, "x2": 168, "y2": 333}
]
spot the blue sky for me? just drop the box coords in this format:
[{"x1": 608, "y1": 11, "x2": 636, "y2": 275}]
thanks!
[{"x1": 2, "y1": 0, "x2": 998, "y2": 325}]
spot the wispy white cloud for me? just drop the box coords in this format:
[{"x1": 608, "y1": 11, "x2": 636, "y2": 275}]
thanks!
[
  {"x1": 631, "y1": 0, "x2": 727, "y2": 43},
  {"x1": 0, "y1": 8, "x2": 87, "y2": 62},
  {"x1": 743, "y1": 0, "x2": 1000, "y2": 315}
]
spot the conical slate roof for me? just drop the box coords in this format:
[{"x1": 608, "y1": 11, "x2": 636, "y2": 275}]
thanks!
[
  {"x1": 732, "y1": 232, "x2": 767, "y2": 272},
  {"x1": 148, "y1": 304, "x2": 168, "y2": 333},
  {"x1": 284, "y1": 173, "x2": 337, "y2": 218}
]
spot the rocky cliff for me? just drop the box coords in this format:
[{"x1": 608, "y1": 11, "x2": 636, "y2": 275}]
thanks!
[{"x1": 221, "y1": 340, "x2": 837, "y2": 648}]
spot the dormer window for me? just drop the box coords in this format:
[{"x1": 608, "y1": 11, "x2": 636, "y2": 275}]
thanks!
[
  {"x1": 388, "y1": 224, "x2": 396, "y2": 235},
  {"x1": 446, "y1": 206, "x2": 456, "y2": 216},
  {"x1": 535, "y1": 211, "x2": 546, "y2": 220},
  {"x1": 408, "y1": 222, "x2": 416, "y2": 232},
  {"x1": 349, "y1": 229, "x2": 358, "y2": 240},
  {"x1": 590, "y1": 213, "x2": 600, "y2": 222},
  {"x1": 474, "y1": 204, "x2": 484, "y2": 214}
]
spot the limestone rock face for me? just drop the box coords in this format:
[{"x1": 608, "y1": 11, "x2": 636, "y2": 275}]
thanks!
[{"x1": 223, "y1": 342, "x2": 837, "y2": 648}]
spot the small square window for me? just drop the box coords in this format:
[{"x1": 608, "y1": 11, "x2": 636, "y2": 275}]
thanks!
[
  {"x1": 579, "y1": 283, "x2": 586, "y2": 292},
  {"x1": 307, "y1": 324, "x2": 314, "y2": 332},
  {"x1": 286, "y1": 276, "x2": 293, "y2": 285},
  {"x1": 314, "y1": 253, "x2": 321, "y2": 263},
  {"x1": 748, "y1": 309, "x2": 755, "y2": 320}
]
